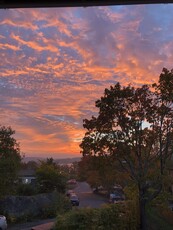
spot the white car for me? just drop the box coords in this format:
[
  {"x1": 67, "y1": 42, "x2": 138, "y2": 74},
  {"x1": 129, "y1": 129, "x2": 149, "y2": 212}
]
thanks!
[{"x1": 0, "y1": 215, "x2": 7, "y2": 230}]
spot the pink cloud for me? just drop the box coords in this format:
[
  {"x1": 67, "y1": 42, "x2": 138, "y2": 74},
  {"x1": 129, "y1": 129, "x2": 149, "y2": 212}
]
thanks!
[{"x1": 1, "y1": 5, "x2": 172, "y2": 158}]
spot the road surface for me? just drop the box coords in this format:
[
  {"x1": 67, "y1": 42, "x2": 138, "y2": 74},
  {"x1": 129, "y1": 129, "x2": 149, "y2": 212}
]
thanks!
[
  {"x1": 8, "y1": 182, "x2": 107, "y2": 230},
  {"x1": 74, "y1": 181, "x2": 108, "y2": 208}
]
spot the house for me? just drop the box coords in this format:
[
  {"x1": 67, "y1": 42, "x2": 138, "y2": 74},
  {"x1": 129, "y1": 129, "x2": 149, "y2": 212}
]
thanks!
[{"x1": 18, "y1": 169, "x2": 36, "y2": 185}]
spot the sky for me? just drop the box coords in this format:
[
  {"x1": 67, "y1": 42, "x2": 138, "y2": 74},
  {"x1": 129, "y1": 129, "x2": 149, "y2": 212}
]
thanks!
[{"x1": 1, "y1": 3, "x2": 173, "y2": 158}]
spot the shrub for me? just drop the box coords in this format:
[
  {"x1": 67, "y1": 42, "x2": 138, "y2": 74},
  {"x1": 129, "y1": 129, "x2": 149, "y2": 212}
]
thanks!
[
  {"x1": 96, "y1": 204, "x2": 126, "y2": 230},
  {"x1": 40, "y1": 193, "x2": 72, "y2": 219},
  {"x1": 54, "y1": 203, "x2": 138, "y2": 230},
  {"x1": 55, "y1": 208, "x2": 95, "y2": 230},
  {"x1": 158, "y1": 206, "x2": 173, "y2": 226},
  {"x1": 16, "y1": 183, "x2": 37, "y2": 196}
]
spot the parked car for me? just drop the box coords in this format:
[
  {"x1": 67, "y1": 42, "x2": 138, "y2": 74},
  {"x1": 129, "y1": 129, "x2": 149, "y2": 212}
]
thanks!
[
  {"x1": 113, "y1": 197, "x2": 125, "y2": 204},
  {"x1": 109, "y1": 184, "x2": 125, "y2": 203},
  {"x1": 93, "y1": 186, "x2": 104, "y2": 193},
  {"x1": 92, "y1": 186, "x2": 108, "y2": 195},
  {"x1": 67, "y1": 179, "x2": 77, "y2": 185},
  {"x1": 70, "y1": 194, "x2": 80, "y2": 206},
  {"x1": 0, "y1": 215, "x2": 7, "y2": 230},
  {"x1": 109, "y1": 193, "x2": 125, "y2": 204}
]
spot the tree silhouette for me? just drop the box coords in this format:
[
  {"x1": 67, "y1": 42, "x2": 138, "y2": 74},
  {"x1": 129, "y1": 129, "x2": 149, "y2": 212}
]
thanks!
[
  {"x1": 80, "y1": 68, "x2": 173, "y2": 230},
  {"x1": 0, "y1": 125, "x2": 22, "y2": 196}
]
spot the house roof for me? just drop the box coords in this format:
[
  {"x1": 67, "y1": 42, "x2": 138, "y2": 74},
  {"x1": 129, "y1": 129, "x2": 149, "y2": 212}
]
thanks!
[
  {"x1": 1, "y1": 0, "x2": 173, "y2": 9},
  {"x1": 18, "y1": 169, "x2": 36, "y2": 177}
]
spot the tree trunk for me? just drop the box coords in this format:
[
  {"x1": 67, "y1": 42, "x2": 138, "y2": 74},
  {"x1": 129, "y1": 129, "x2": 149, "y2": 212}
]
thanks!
[{"x1": 139, "y1": 196, "x2": 147, "y2": 230}]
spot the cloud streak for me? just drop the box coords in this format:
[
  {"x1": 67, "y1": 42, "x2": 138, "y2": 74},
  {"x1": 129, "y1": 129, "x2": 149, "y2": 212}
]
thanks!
[{"x1": 0, "y1": 4, "x2": 173, "y2": 158}]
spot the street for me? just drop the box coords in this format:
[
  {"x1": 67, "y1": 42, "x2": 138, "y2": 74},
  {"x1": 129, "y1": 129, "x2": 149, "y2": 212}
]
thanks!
[
  {"x1": 8, "y1": 182, "x2": 107, "y2": 230},
  {"x1": 74, "y1": 181, "x2": 108, "y2": 208}
]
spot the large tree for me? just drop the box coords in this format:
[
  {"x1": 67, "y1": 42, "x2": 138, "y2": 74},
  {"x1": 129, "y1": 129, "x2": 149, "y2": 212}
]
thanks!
[
  {"x1": 0, "y1": 125, "x2": 22, "y2": 196},
  {"x1": 80, "y1": 68, "x2": 173, "y2": 230}
]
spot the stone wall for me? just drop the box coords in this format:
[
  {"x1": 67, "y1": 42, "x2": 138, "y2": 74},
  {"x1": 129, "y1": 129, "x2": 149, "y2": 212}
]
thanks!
[{"x1": 0, "y1": 192, "x2": 58, "y2": 219}]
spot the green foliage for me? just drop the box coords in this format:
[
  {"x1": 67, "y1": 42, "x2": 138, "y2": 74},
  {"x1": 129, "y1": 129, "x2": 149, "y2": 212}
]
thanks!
[
  {"x1": 54, "y1": 203, "x2": 139, "y2": 230},
  {"x1": 34, "y1": 192, "x2": 72, "y2": 220},
  {"x1": 0, "y1": 125, "x2": 22, "y2": 197},
  {"x1": 55, "y1": 193, "x2": 73, "y2": 215},
  {"x1": 55, "y1": 208, "x2": 95, "y2": 230},
  {"x1": 36, "y1": 158, "x2": 67, "y2": 193},
  {"x1": 124, "y1": 184, "x2": 140, "y2": 224},
  {"x1": 124, "y1": 183, "x2": 139, "y2": 201},
  {"x1": 147, "y1": 206, "x2": 173, "y2": 230},
  {"x1": 15, "y1": 183, "x2": 37, "y2": 196}
]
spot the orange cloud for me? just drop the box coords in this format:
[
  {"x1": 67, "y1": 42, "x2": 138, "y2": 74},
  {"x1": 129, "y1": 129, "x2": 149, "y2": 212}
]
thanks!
[
  {"x1": 0, "y1": 18, "x2": 39, "y2": 30},
  {"x1": 0, "y1": 43, "x2": 20, "y2": 51},
  {"x1": 11, "y1": 34, "x2": 59, "y2": 53},
  {"x1": 0, "y1": 5, "x2": 171, "y2": 158}
]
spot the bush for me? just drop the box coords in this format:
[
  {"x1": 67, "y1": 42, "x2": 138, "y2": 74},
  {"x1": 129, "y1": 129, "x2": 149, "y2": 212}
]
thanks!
[
  {"x1": 147, "y1": 206, "x2": 173, "y2": 230},
  {"x1": 149, "y1": 191, "x2": 173, "y2": 227},
  {"x1": 96, "y1": 204, "x2": 126, "y2": 230},
  {"x1": 55, "y1": 208, "x2": 95, "y2": 230},
  {"x1": 54, "y1": 203, "x2": 138, "y2": 230},
  {"x1": 16, "y1": 183, "x2": 37, "y2": 196},
  {"x1": 157, "y1": 206, "x2": 173, "y2": 226},
  {"x1": 39, "y1": 193, "x2": 72, "y2": 219}
]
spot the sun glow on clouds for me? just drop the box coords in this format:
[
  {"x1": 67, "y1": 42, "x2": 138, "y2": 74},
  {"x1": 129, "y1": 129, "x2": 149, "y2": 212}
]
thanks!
[{"x1": 0, "y1": 4, "x2": 173, "y2": 158}]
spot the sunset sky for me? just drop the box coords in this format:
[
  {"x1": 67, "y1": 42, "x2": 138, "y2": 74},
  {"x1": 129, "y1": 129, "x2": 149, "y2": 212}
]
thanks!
[{"x1": 1, "y1": 3, "x2": 173, "y2": 158}]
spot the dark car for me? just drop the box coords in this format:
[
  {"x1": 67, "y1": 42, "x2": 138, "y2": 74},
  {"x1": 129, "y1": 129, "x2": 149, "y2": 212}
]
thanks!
[{"x1": 70, "y1": 194, "x2": 80, "y2": 206}]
